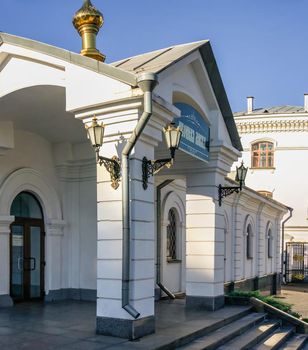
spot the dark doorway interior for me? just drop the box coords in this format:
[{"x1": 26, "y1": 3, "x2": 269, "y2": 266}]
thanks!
[{"x1": 10, "y1": 192, "x2": 45, "y2": 302}]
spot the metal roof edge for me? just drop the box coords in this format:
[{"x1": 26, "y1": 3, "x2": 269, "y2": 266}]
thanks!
[
  {"x1": 226, "y1": 177, "x2": 289, "y2": 211},
  {"x1": 198, "y1": 42, "x2": 242, "y2": 152},
  {"x1": 154, "y1": 40, "x2": 209, "y2": 74},
  {"x1": 0, "y1": 32, "x2": 137, "y2": 86}
]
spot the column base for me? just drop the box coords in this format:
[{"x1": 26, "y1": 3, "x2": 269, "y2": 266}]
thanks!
[
  {"x1": 155, "y1": 287, "x2": 161, "y2": 301},
  {"x1": 45, "y1": 288, "x2": 96, "y2": 302},
  {"x1": 186, "y1": 295, "x2": 225, "y2": 311},
  {"x1": 0, "y1": 294, "x2": 13, "y2": 307},
  {"x1": 96, "y1": 315, "x2": 155, "y2": 340}
]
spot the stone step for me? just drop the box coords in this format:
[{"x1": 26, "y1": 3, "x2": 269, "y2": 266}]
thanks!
[
  {"x1": 152, "y1": 306, "x2": 254, "y2": 349},
  {"x1": 252, "y1": 326, "x2": 294, "y2": 350},
  {"x1": 280, "y1": 334, "x2": 308, "y2": 350},
  {"x1": 177, "y1": 312, "x2": 266, "y2": 350},
  {"x1": 217, "y1": 320, "x2": 280, "y2": 350}
]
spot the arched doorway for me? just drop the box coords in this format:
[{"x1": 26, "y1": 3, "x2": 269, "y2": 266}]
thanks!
[
  {"x1": 161, "y1": 188, "x2": 186, "y2": 295},
  {"x1": 10, "y1": 192, "x2": 45, "y2": 302}
]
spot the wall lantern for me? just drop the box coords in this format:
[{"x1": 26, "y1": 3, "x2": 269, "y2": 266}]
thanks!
[
  {"x1": 142, "y1": 122, "x2": 182, "y2": 190},
  {"x1": 86, "y1": 116, "x2": 121, "y2": 189},
  {"x1": 218, "y1": 161, "x2": 248, "y2": 206}
]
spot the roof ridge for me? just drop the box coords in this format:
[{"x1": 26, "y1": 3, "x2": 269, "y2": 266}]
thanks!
[{"x1": 111, "y1": 39, "x2": 209, "y2": 66}]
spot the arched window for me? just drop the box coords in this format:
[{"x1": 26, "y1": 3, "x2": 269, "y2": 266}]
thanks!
[
  {"x1": 246, "y1": 224, "x2": 253, "y2": 259},
  {"x1": 10, "y1": 192, "x2": 43, "y2": 219},
  {"x1": 267, "y1": 228, "x2": 273, "y2": 258},
  {"x1": 251, "y1": 141, "x2": 274, "y2": 168},
  {"x1": 167, "y1": 208, "x2": 178, "y2": 261}
]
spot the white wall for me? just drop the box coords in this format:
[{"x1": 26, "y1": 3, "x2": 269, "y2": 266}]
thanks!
[
  {"x1": 0, "y1": 127, "x2": 97, "y2": 297},
  {"x1": 222, "y1": 183, "x2": 284, "y2": 284},
  {"x1": 235, "y1": 113, "x2": 308, "y2": 242}
]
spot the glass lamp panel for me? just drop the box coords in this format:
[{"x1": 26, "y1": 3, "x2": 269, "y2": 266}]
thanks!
[
  {"x1": 242, "y1": 167, "x2": 248, "y2": 182},
  {"x1": 94, "y1": 125, "x2": 104, "y2": 147},
  {"x1": 237, "y1": 168, "x2": 243, "y2": 182},
  {"x1": 170, "y1": 129, "x2": 179, "y2": 148},
  {"x1": 170, "y1": 130, "x2": 177, "y2": 148},
  {"x1": 164, "y1": 129, "x2": 172, "y2": 149},
  {"x1": 87, "y1": 127, "x2": 96, "y2": 147},
  {"x1": 176, "y1": 129, "x2": 182, "y2": 149}
]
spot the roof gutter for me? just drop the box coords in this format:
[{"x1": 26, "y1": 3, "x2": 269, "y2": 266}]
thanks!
[
  {"x1": 122, "y1": 72, "x2": 158, "y2": 319},
  {"x1": 281, "y1": 206, "x2": 293, "y2": 283}
]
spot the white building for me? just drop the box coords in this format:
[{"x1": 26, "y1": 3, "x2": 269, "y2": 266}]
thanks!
[
  {"x1": 0, "y1": 0, "x2": 288, "y2": 339},
  {"x1": 234, "y1": 96, "x2": 308, "y2": 243}
]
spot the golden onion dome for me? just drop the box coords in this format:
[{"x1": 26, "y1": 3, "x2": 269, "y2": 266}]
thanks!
[
  {"x1": 73, "y1": 0, "x2": 105, "y2": 62},
  {"x1": 73, "y1": 0, "x2": 104, "y2": 32}
]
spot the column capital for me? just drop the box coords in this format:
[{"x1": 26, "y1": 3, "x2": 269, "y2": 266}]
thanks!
[{"x1": 0, "y1": 215, "x2": 14, "y2": 235}]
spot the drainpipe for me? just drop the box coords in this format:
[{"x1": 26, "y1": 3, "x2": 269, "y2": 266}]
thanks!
[
  {"x1": 281, "y1": 206, "x2": 293, "y2": 283},
  {"x1": 122, "y1": 72, "x2": 158, "y2": 319},
  {"x1": 156, "y1": 180, "x2": 176, "y2": 299}
]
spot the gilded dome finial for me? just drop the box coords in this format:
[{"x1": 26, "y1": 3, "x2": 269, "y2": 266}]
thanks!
[{"x1": 73, "y1": 0, "x2": 105, "y2": 62}]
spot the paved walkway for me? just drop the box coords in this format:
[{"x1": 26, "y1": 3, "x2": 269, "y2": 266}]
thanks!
[
  {"x1": 278, "y1": 284, "x2": 308, "y2": 319},
  {"x1": 0, "y1": 299, "x2": 249, "y2": 350}
]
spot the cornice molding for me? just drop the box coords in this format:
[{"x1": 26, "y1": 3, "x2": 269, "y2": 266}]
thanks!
[{"x1": 236, "y1": 119, "x2": 308, "y2": 134}]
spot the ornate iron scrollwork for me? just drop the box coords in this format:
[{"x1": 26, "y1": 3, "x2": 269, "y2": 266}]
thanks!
[
  {"x1": 142, "y1": 157, "x2": 172, "y2": 190},
  {"x1": 98, "y1": 155, "x2": 121, "y2": 189},
  {"x1": 218, "y1": 184, "x2": 242, "y2": 206}
]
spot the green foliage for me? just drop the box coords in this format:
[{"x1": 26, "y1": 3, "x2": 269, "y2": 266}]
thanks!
[
  {"x1": 227, "y1": 290, "x2": 302, "y2": 319},
  {"x1": 228, "y1": 290, "x2": 260, "y2": 298}
]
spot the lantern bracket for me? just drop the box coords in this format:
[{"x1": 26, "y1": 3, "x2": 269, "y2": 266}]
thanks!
[
  {"x1": 218, "y1": 161, "x2": 248, "y2": 206},
  {"x1": 218, "y1": 183, "x2": 243, "y2": 207},
  {"x1": 142, "y1": 157, "x2": 173, "y2": 190},
  {"x1": 96, "y1": 150, "x2": 121, "y2": 190}
]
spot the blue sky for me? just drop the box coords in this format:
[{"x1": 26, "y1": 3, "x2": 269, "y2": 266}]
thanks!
[{"x1": 1, "y1": 0, "x2": 308, "y2": 112}]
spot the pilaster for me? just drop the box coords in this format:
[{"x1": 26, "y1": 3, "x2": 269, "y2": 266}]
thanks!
[
  {"x1": 0, "y1": 215, "x2": 14, "y2": 306},
  {"x1": 44, "y1": 220, "x2": 65, "y2": 300},
  {"x1": 185, "y1": 173, "x2": 225, "y2": 311}
]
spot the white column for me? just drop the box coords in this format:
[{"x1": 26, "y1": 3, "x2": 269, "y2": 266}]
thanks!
[
  {"x1": 0, "y1": 215, "x2": 14, "y2": 306},
  {"x1": 96, "y1": 139, "x2": 156, "y2": 339},
  {"x1": 186, "y1": 173, "x2": 224, "y2": 310}
]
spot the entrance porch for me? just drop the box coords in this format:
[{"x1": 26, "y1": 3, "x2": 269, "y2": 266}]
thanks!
[{"x1": 0, "y1": 300, "x2": 250, "y2": 349}]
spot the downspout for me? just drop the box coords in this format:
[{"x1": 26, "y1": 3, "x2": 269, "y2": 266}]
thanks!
[
  {"x1": 156, "y1": 180, "x2": 176, "y2": 299},
  {"x1": 281, "y1": 206, "x2": 293, "y2": 283},
  {"x1": 122, "y1": 72, "x2": 158, "y2": 319}
]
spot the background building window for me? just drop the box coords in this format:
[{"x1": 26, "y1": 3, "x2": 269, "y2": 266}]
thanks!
[
  {"x1": 251, "y1": 141, "x2": 274, "y2": 168},
  {"x1": 267, "y1": 229, "x2": 273, "y2": 258},
  {"x1": 246, "y1": 224, "x2": 253, "y2": 259},
  {"x1": 167, "y1": 208, "x2": 177, "y2": 261}
]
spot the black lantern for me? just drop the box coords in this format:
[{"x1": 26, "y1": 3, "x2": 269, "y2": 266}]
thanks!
[
  {"x1": 235, "y1": 161, "x2": 248, "y2": 190},
  {"x1": 85, "y1": 116, "x2": 121, "y2": 189},
  {"x1": 218, "y1": 161, "x2": 248, "y2": 206},
  {"x1": 142, "y1": 122, "x2": 182, "y2": 190}
]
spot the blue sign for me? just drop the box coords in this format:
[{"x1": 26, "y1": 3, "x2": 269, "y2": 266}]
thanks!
[{"x1": 173, "y1": 103, "x2": 210, "y2": 162}]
